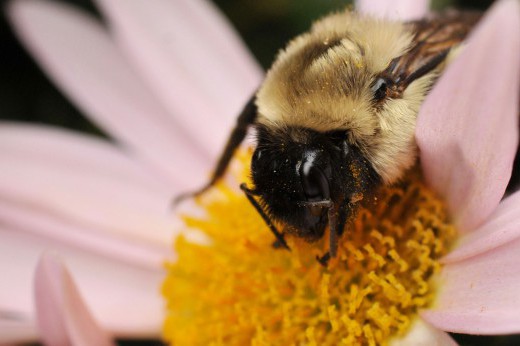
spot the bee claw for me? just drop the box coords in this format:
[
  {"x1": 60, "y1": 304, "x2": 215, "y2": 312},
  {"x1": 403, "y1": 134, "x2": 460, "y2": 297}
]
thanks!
[
  {"x1": 171, "y1": 192, "x2": 191, "y2": 208},
  {"x1": 316, "y1": 252, "x2": 331, "y2": 266},
  {"x1": 171, "y1": 183, "x2": 213, "y2": 209},
  {"x1": 272, "y1": 238, "x2": 288, "y2": 249}
]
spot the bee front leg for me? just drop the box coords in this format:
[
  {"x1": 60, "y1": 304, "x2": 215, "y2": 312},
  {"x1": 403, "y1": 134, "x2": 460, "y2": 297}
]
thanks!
[
  {"x1": 240, "y1": 183, "x2": 290, "y2": 251},
  {"x1": 271, "y1": 238, "x2": 288, "y2": 249},
  {"x1": 317, "y1": 252, "x2": 331, "y2": 266},
  {"x1": 317, "y1": 199, "x2": 350, "y2": 266},
  {"x1": 316, "y1": 204, "x2": 337, "y2": 267},
  {"x1": 173, "y1": 95, "x2": 258, "y2": 205},
  {"x1": 298, "y1": 200, "x2": 336, "y2": 266}
]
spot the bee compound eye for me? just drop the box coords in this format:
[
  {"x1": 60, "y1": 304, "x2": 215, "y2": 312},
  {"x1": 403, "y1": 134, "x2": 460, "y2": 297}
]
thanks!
[
  {"x1": 252, "y1": 148, "x2": 263, "y2": 162},
  {"x1": 300, "y1": 160, "x2": 330, "y2": 201},
  {"x1": 251, "y1": 148, "x2": 264, "y2": 175},
  {"x1": 372, "y1": 77, "x2": 388, "y2": 101}
]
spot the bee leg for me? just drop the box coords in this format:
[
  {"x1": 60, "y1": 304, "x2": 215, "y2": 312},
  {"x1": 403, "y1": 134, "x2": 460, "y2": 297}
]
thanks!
[
  {"x1": 173, "y1": 95, "x2": 258, "y2": 206},
  {"x1": 316, "y1": 252, "x2": 331, "y2": 266},
  {"x1": 240, "y1": 183, "x2": 290, "y2": 251},
  {"x1": 271, "y1": 239, "x2": 287, "y2": 249},
  {"x1": 327, "y1": 203, "x2": 339, "y2": 259},
  {"x1": 336, "y1": 200, "x2": 352, "y2": 238},
  {"x1": 316, "y1": 204, "x2": 339, "y2": 266},
  {"x1": 316, "y1": 200, "x2": 349, "y2": 266},
  {"x1": 299, "y1": 200, "x2": 335, "y2": 266}
]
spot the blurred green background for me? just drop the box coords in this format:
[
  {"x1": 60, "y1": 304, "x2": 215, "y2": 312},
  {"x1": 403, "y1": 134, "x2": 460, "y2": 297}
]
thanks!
[{"x1": 1, "y1": 0, "x2": 518, "y2": 345}]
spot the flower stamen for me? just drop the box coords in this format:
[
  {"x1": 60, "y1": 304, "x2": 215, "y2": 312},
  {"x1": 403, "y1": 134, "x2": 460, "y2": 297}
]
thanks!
[{"x1": 163, "y1": 154, "x2": 456, "y2": 345}]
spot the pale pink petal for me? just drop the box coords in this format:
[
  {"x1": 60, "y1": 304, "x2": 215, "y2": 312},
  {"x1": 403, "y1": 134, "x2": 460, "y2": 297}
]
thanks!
[
  {"x1": 94, "y1": 0, "x2": 263, "y2": 158},
  {"x1": 0, "y1": 199, "x2": 171, "y2": 270},
  {"x1": 390, "y1": 319, "x2": 458, "y2": 346},
  {"x1": 0, "y1": 227, "x2": 164, "y2": 338},
  {"x1": 34, "y1": 254, "x2": 115, "y2": 346},
  {"x1": 421, "y1": 234, "x2": 520, "y2": 334},
  {"x1": 355, "y1": 0, "x2": 429, "y2": 21},
  {"x1": 444, "y1": 190, "x2": 520, "y2": 263},
  {"x1": 0, "y1": 124, "x2": 179, "y2": 249},
  {"x1": 8, "y1": 0, "x2": 211, "y2": 189},
  {"x1": 0, "y1": 122, "x2": 166, "y2": 193},
  {"x1": 0, "y1": 318, "x2": 38, "y2": 345},
  {"x1": 416, "y1": 0, "x2": 520, "y2": 232}
]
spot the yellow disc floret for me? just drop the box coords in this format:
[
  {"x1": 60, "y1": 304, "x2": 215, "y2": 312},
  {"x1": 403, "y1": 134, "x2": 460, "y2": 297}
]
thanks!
[{"x1": 162, "y1": 156, "x2": 455, "y2": 346}]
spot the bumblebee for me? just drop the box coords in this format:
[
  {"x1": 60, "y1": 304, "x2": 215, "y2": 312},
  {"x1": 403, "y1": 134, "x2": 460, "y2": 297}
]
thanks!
[{"x1": 182, "y1": 9, "x2": 480, "y2": 263}]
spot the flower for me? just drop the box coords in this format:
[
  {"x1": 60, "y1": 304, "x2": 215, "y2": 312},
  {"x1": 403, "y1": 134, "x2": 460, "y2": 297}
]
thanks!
[
  {"x1": 2, "y1": 0, "x2": 260, "y2": 343},
  {"x1": 2, "y1": 0, "x2": 519, "y2": 345},
  {"x1": 161, "y1": 0, "x2": 520, "y2": 345},
  {"x1": 163, "y1": 161, "x2": 458, "y2": 345},
  {"x1": 415, "y1": 0, "x2": 520, "y2": 334}
]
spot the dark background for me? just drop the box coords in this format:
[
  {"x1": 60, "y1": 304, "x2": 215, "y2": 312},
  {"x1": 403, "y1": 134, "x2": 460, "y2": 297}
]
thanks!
[{"x1": 1, "y1": 0, "x2": 518, "y2": 345}]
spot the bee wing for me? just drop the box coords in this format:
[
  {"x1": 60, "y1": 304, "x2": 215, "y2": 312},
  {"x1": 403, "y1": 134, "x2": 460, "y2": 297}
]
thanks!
[{"x1": 385, "y1": 11, "x2": 482, "y2": 89}]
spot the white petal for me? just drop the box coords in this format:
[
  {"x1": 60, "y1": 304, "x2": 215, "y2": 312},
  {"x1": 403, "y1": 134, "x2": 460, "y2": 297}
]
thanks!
[
  {"x1": 34, "y1": 255, "x2": 115, "y2": 346},
  {"x1": 444, "y1": 190, "x2": 520, "y2": 263},
  {"x1": 416, "y1": 0, "x2": 520, "y2": 232},
  {"x1": 0, "y1": 227, "x2": 164, "y2": 338},
  {"x1": 95, "y1": 0, "x2": 263, "y2": 158},
  {"x1": 422, "y1": 234, "x2": 520, "y2": 334},
  {"x1": 0, "y1": 199, "x2": 171, "y2": 270},
  {"x1": 0, "y1": 124, "x2": 179, "y2": 249},
  {"x1": 8, "y1": 0, "x2": 210, "y2": 188},
  {"x1": 0, "y1": 122, "x2": 166, "y2": 193},
  {"x1": 390, "y1": 319, "x2": 458, "y2": 346},
  {"x1": 355, "y1": 0, "x2": 429, "y2": 21},
  {"x1": 0, "y1": 318, "x2": 38, "y2": 345}
]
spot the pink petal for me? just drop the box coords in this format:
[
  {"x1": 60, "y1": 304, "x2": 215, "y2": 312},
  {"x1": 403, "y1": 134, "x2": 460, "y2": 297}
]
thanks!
[
  {"x1": 34, "y1": 254, "x2": 115, "y2": 346},
  {"x1": 8, "y1": 0, "x2": 210, "y2": 188},
  {"x1": 421, "y1": 234, "x2": 520, "y2": 334},
  {"x1": 390, "y1": 319, "x2": 458, "y2": 346},
  {"x1": 415, "y1": 0, "x2": 520, "y2": 232},
  {"x1": 0, "y1": 227, "x2": 164, "y2": 338},
  {"x1": 444, "y1": 190, "x2": 520, "y2": 263},
  {"x1": 94, "y1": 0, "x2": 263, "y2": 158},
  {"x1": 355, "y1": 0, "x2": 429, "y2": 21},
  {"x1": 0, "y1": 319, "x2": 38, "y2": 345},
  {"x1": 0, "y1": 199, "x2": 171, "y2": 270},
  {"x1": 0, "y1": 123, "x2": 178, "y2": 250},
  {"x1": 0, "y1": 122, "x2": 167, "y2": 193}
]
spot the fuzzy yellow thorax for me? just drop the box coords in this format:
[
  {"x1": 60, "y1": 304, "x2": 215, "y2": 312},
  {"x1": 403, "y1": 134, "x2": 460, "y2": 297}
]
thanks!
[{"x1": 162, "y1": 153, "x2": 455, "y2": 346}]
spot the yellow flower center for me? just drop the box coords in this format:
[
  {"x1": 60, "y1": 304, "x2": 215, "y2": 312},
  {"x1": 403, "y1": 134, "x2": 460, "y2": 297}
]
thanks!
[{"x1": 162, "y1": 153, "x2": 456, "y2": 346}]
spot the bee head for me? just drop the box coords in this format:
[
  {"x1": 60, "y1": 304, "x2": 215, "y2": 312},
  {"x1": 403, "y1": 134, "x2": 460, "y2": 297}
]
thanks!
[{"x1": 251, "y1": 126, "x2": 378, "y2": 240}]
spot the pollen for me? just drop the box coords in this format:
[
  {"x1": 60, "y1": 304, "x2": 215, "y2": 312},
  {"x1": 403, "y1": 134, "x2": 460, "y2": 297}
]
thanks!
[{"x1": 162, "y1": 154, "x2": 456, "y2": 345}]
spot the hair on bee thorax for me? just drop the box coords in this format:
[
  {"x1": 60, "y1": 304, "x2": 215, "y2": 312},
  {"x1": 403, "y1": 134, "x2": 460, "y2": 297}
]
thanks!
[{"x1": 255, "y1": 9, "x2": 439, "y2": 185}]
